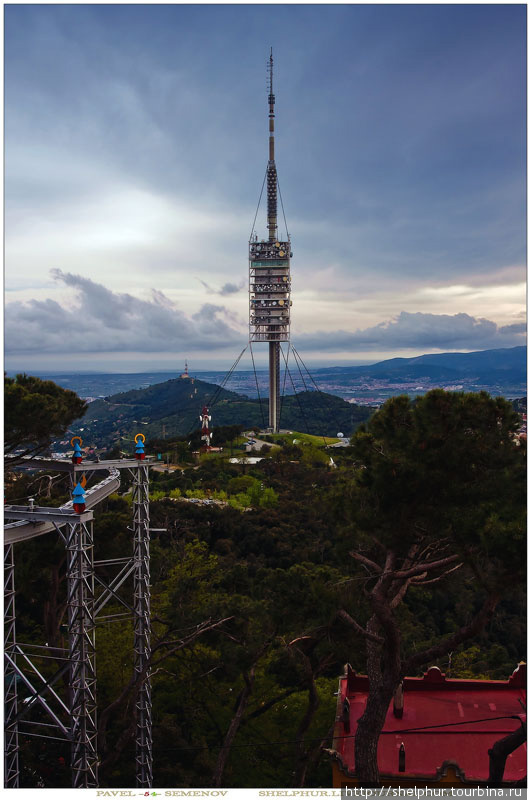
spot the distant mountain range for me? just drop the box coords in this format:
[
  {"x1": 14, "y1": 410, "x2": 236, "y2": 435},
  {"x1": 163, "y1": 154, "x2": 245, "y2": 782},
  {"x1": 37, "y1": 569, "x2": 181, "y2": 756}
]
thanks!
[
  {"x1": 12, "y1": 346, "x2": 527, "y2": 404},
  {"x1": 315, "y1": 346, "x2": 526, "y2": 382}
]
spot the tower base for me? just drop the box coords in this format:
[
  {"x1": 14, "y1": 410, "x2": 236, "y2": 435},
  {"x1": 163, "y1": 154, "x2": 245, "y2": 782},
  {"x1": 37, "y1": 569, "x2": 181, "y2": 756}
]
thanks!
[{"x1": 268, "y1": 342, "x2": 280, "y2": 433}]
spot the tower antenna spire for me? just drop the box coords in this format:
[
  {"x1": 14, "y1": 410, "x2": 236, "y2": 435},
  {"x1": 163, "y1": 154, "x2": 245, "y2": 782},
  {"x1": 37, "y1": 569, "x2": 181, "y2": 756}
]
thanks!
[{"x1": 266, "y1": 48, "x2": 277, "y2": 242}]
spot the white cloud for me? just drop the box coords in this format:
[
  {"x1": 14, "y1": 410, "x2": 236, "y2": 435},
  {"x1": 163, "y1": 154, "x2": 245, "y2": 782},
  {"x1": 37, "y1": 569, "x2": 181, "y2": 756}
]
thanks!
[
  {"x1": 5, "y1": 270, "x2": 245, "y2": 355},
  {"x1": 297, "y1": 311, "x2": 526, "y2": 352},
  {"x1": 5, "y1": 273, "x2": 526, "y2": 364},
  {"x1": 198, "y1": 278, "x2": 246, "y2": 296}
]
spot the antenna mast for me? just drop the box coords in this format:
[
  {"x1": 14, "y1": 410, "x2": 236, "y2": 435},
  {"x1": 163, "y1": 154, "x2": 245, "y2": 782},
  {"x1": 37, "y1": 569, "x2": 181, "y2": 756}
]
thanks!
[
  {"x1": 248, "y1": 49, "x2": 292, "y2": 433},
  {"x1": 267, "y1": 49, "x2": 278, "y2": 242}
]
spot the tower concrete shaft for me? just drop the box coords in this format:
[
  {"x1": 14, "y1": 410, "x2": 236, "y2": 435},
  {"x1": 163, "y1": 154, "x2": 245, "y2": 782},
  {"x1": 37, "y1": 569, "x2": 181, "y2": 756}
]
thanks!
[
  {"x1": 249, "y1": 49, "x2": 292, "y2": 433},
  {"x1": 269, "y1": 341, "x2": 280, "y2": 430}
]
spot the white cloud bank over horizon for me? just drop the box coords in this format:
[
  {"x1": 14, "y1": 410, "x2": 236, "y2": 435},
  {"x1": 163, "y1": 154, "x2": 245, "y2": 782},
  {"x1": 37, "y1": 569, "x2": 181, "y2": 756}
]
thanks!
[{"x1": 4, "y1": 271, "x2": 525, "y2": 372}]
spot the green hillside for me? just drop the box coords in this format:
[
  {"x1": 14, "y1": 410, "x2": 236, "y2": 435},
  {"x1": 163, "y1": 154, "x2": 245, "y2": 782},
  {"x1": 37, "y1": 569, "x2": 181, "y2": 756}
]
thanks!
[
  {"x1": 6, "y1": 381, "x2": 525, "y2": 788},
  {"x1": 72, "y1": 376, "x2": 372, "y2": 448}
]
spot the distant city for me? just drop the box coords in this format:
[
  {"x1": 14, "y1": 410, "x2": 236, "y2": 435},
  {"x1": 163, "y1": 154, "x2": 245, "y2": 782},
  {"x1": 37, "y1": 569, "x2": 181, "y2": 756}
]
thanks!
[{"x1": 11, "y1": 349, "x2": 526, "y2": 409}]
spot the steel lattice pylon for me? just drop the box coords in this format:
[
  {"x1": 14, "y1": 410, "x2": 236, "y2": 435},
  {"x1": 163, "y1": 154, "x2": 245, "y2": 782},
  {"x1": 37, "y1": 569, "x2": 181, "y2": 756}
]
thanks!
[
  {"x1": 4, "y1": 457, "x2": 154, "y2": 789},
  {"x1": 3, "y1": 507, "x2": 96, "y2": 788},
  {"x1": 4, "y1": 544, "x2": 20, "y2": 788},
  {"x1": 66, "y1": 518, "x2": 98, "y2": 788},
  {"x1": 131, "y1": 463, "x2": 153, "y2": 787}
]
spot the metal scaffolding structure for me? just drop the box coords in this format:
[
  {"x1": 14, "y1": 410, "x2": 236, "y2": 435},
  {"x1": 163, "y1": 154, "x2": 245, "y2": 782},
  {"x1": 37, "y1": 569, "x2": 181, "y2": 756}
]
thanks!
[
  {"x1": 4, "y1": 543, "x2": 20, "y2": 788},
  {"x1": 131, "y1": 462, "x2": 152, "y2": 787},
  {"x1": 4, "y1": 457, "x2": 153, "y2": 789},
  {"x1": 4, "y1": 507, "x2": 97, "y2": 787},
  {"x1": 65, "y1": 516, "x2": 98, "y2": 787}
]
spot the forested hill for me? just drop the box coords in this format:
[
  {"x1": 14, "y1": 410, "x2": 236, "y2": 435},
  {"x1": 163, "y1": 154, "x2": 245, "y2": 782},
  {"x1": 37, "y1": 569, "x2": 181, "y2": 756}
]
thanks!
[{"x1": 75, "y1": 376, "x2": 372, "y2": 447}]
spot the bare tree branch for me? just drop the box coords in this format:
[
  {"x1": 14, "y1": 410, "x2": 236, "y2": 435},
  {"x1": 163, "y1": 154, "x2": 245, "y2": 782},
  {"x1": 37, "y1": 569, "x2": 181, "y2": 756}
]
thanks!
[
  {"x1": 389, "y1": 553, "x2": 461, "y2": 580},
  {"x1": 243, "y1": 688, "x2": 300, "y2": 724},
  {"x1": 400, "y1": 542, "x2": 420, "y2": 569},
  {"x1": 389, "y1": 578, "x2": 412, "y2": 609},
  {"x1": 349, "y1": 551, "x2": 382, "y2": 573},
  {"x1": 150, "y1": 617, "x2": 234, "y2": 657},
  {"x1": 411, "y1": 563, "x2": 463, "y2": 586},
  {"x1": 383, "y1": 551, "x2": 395, "y2": 572},
  {"x1": 336, "y1": 609, "x2": 384, "y2": 644}
]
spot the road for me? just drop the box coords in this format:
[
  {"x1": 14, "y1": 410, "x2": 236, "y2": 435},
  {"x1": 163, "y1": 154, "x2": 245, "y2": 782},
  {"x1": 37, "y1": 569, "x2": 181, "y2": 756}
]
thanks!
[{"x1": 242, "y1": 431, "x2": 274, "y2": 452}]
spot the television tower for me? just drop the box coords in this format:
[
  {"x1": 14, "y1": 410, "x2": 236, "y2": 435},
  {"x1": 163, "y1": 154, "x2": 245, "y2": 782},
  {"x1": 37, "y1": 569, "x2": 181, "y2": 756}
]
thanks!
[{"x1": 249, "y1": 49, "x2": 292, "y2": 433}]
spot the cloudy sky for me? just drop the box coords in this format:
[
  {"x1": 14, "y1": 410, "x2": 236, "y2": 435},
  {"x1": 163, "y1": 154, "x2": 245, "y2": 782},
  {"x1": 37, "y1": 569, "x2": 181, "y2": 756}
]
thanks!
[{"x1": 5, "y1": 4, "x2": 526, "y2": 372}]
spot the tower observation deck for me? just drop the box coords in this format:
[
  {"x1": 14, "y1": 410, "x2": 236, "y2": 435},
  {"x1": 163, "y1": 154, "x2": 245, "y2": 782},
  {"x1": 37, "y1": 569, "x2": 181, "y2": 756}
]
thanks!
[{"x1": 249, "y1": 50, "x2": 292, "y2": 433}]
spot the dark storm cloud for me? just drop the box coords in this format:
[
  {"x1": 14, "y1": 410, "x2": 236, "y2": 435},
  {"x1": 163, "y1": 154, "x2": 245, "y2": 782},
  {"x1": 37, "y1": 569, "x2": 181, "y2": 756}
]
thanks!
[
  {"x1": 5, "y1": 271, "x2": 243, "y2": 354},
  {"x1": 5, "y1": 4, "x2": 526, "y2": 284},
  {"x1": 297, "y1": 312, "x2": 526, "y2": 353},
  {"x1": 197, "y1": 279, "x2": 245, "y2": 296},
  {"x1": 4, "y1": 5, "x2": 526, "y2": 369},
  {"x1": 220, "y1": 282, "x2": 245, "y2": 296}
]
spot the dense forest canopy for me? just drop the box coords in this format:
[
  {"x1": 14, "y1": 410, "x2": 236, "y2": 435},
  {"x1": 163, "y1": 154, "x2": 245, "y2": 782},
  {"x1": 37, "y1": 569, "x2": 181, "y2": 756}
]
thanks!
[
  {"x1": 4, "y1": 378, "x2": 526, "y2": 788},
  {"x1": 5, "y1": 373, "x2": 87, "y2": 465}
]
